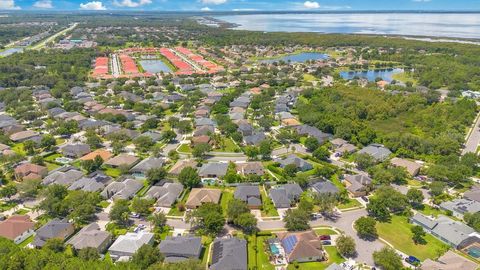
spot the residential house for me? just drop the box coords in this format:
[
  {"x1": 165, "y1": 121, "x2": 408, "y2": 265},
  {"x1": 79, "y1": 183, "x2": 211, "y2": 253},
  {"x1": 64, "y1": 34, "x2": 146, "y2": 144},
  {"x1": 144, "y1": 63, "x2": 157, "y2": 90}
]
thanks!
[
  {"x1": 104, "y1": 154, "x2": 139, "y2": 168},
  {"x1": 269, "y1": 184, "x2": 303, "y2": 208},
  {"x1": 421, "y1": 250, "x2": 477, "y2": 270},
  {"x1": 66, "y1": 223, "x2": 112, "y2": 253},
  {"x1": 464, "y1": 186, "x2": 480, "y2": 203},
  {"x1": 60, "y1": 143, "x2": 91, "y2": 158},
  {"x1": 244, "y1": 132, "x2": 266, "y2": 146},
  {"x1": 9, "y1": 130, "x2": 41, "y2": 143},
  {"x1": 195, "y1": 118, "x2": 215, "y2": 128},
  {"x1": 236, "y1": 162, "x2": 265, "y2": 176},
  {"x1": 275, "y1": 154, "x2": 313, "y2": 172},
  {"x1": 358, "y1": 144, "x2": 392, "y2": 162},
  {"x1": 411, "y1": 213, "x2": 478, "y2": 248},
  {"x1": 275, "y1": 230, "x2": 325, "y2": 263},
  {"x1": 101, "y1": 178, "x2": 143, "y2": 200},
  {"x1": 238, "y1": 123, "x2": 254, "y2": 137},
  {"x1": 194, "y1": 125, "x2": 215, "y2": 137},
  {"x1": 185, "y1": 188, "x2": 222, "y2": 209},
  {"x1": 108, "y1": 232, "x2": 155, "y2": 260},
  {"x1": 191, "y1": 135, "x2": 212, "y2": 146},
  {"x1": 0, "y1": 215, "x2": 35, "y2": 244},
  {"x1": 198, "y1": 162, "x2": 228, "y2": 178},
  {"x1": 234, "y1": 185, "x2": 262, "y2": 209},
  {"x1": 169, "y1": 160, "x2": 198, "y2": 175},
  {"x1": 144, "y1": 182, "x2": 184, "y2": 207},
  {"x1": 141, "y1": 131, "x2": 163, "y2": 142},
  {"x1": 343, "y1": 174, "x2": 372, "y2": 197},
  {"x1": 390, "y1": 157, "x2": 422, "y2": 176},
  {"x1": 210, "y1": 238, "x2": 247, "y2": 270},
  {"x1": 42, "y1": 166, "x2": 84, "y2": 186},
  {"x1": 294, "y1": 125, "x2": 333, "y2": 144},
  {"x1": 158, "y1": 236, "x2": 202, "y2": 262},
  {"x1": 80, "y1": 149, "x2": 113, "y2": 162},
  {"x1": 310, "y1": 181, "x2": 339, "y2": 195},
  {"x1": 68, "y1": 171, "x2": 111, "y2": 192},
  {"x1": 33, "y1": 219, "x2": 75, "y2": 248},
  {"x1": 130, "y1": 157, "x2": 164, "y2": 177},
  {"x1": 14, "y1": 163, "x2": 48, "y2": 181},
  {"x1": 440, "y1": 199, "x2": 480, "y2": 219}
]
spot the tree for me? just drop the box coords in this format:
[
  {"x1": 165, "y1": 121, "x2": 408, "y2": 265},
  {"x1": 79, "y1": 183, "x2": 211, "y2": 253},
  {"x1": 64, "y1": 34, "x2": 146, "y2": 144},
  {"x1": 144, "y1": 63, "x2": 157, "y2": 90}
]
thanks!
[
  {"x1": 465, "y1": 212, "x2": 480, "y2": 232},
  {"x1": 77, "y1": 247, "x2": 100, "y2": 261},
  {"x1": 43, "y1": 238, "x2": 65, "y2": 253},
  {"x1": 39, "y1": 184, "x2": 69, "y2": 218},
  {"x1": 234, "y1": 213, "x2": 257, "y2": 234},
  {"x1": 134, "y1": 136, "x2": 155, "y2": 153},
  {"x1": 23, "y1": 140, "x2": 36, "y2": 155},
  {"x1": 354, "y1": 153, "x2": 376, "y2": 170},
  {"x1": 109, "y1": 199, "x2": 130, "y2": 226},
  {"x1": 149, "y1": 212, "x2": 167, "y2": 230},
  {"x1": 85, "y1": 130, "x2": 102, "y2": 149},
  {"x1": 186, "y1": 203, "x2": 225, "y2": 236},
  {"x1": 131, "y1": 244, "x2": 163, "y2": 269},
  {"x1": 429, "y1": 181, "x2": 446, "y2": 196},
  {"x1": 17, "y1": 179, "x2": 42, "y2": 198},
  {"x1": 283, "y1": 163, "x2": 298, "y2": 178},
  {"x1": 178, "y1": 167, "x2": 201, "y2": 189},
  {"x1": 284, "y1": 208, "x2": 310, "y2": 231},
  {"x1": 314, "y1": 193, "x2": 337, "y2": 216},
  {"x1": 336, "y1": 234, "x2": 356, "y2": 257},
  {"x1": 146, "y1": 167, "x2": 167, "y2": 185},
  {"x1": 313, "y1": 146, "x2": 330, "y2": 161},
  {"x1": 354, "y1": 216, "x2": 378, "y2": 240},
  {"x1": 411, "y1": 225, "x2": 426, "y2": 244},
  {"x1": 40, "y1": 134, "x2": 56, "y2": 150},
  {"x1": 226, "y1": 199, "x2": 250, "y2": 222},
  {"x1": 244, "y1": 146, "x2": 259, "y2": 160},
  {"x1": 373, "y1": 247, "x2": 404, "y2": 270},
  {"x1": 259, "y1": 140, "x2": 272, "y2": 160},
  {"x1": 66, "y1": 190, "x2": 101, "y2": 224},
  {"x1": 131, "y1": 197, "x2": 153, "y2": 217},
  {"x1": 192, "y1": 143, "x2": 211, "y2": 159},
  {"x1": 304, "y1": 137, "x2": 319, "y2": 152},
  {"x1": 177, "y1": 120, "x2": 192, "y2": 134},
  {"x1": 162, "y1": 130, "x2": 176, "y2": 142},
  {"x1": 406, "y1": 188, "x2": 424, "y2": 209},
  {"x1": 0, "y1": 184, "x2": 17, "y2": 200},
  {"x1": 367, "y1": 198, "x2": 391, "y2": 221}
]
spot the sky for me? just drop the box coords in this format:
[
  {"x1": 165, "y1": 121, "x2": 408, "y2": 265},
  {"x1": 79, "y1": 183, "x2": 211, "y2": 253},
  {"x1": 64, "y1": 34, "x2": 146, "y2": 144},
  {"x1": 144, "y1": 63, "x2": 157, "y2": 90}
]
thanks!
[{"x1": 0, "y1": 0, "x2": 479, "y2": 11}]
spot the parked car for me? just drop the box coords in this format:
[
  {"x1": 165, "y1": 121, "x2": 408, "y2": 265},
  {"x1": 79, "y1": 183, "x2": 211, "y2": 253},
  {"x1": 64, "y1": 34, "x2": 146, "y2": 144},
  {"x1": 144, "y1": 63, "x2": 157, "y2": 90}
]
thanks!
[
  {"x1": 321, "y1": 240, "x2": 331, "y2": 245},
  {"x1": 130, "y1": 212, "x2": 140, "y2": 218},
  {"x1": 361, "y1": 196, "x2": 369, "y2": 202},
  {"x1": 319, "y1": 235, "x2": 331, "y2": 240},
  {"x1": 405, "y1": 255, "x2": 420, "y2": 266}
]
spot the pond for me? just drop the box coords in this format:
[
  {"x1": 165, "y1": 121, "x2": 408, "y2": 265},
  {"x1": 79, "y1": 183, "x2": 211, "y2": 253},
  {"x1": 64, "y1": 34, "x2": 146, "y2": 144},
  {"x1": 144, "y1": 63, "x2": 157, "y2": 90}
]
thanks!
[
  {"x1": 139, "y1": 59, "x2": 172, "y2": 73},
  {"x1": 259, "y1": 52, "x2": 329, "y2": 64},
  {"x1": 339, "y1": 68, "x2": 404, "y2": 82},
  {"x1": 0, "y1": 47, "x2": 23, "y2": 57}
]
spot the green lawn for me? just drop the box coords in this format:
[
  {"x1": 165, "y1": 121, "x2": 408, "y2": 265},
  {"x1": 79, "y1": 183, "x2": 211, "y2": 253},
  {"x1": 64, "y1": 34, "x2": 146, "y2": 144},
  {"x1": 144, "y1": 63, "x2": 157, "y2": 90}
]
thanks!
[
  {"x1": 168, "y1": 189, "x2": 190, "y2": 216},
  {"x1": 220, "y1": 190, "x2": 234, "y2": 215},
  {"x1": 12, "y1": 143, "x2": 25, "y2": 155},
  {"x1": 200, "y1": 236, "x2": 213, "y2": 267},
  {"x1": 14, "y1": 208, "x2": 30, "y2": 215},
  {"x1": 247, "y1": 234, "x2": 275, "y2": 270},
  {"x1": 17, "y1": 234, "x2": 34, "y2": 248},
  {"x1": 214, "y1": 137, "x2": 240, "y2": 152},
  {"x1": 376, "y1": 215, "x2": 449, "y2": 261},
  {"x1": 0, "y1": 201, "x2": 17, "y2": 212},
  {"x1": 137, "y1": 182, "x2": 150, "y2": 197},
  {"x1": 97, "y1": 200, "x2": 110, "y2": 208},
  {"x1": 338, "y1": 199, "x2": 362, "y2": 210},
  {"x1": 44, "y1": 153, "x2": 62, "y2": 163},
  {"x1": 314, "y1": 228, "x2": 338, "y2": 236},
  {"x1": 103, "y1": 167, "x2": 121, "y2": 178},
  {"x1": 260, "y1": 187, "x2": 279, "y2": 217},
  {"x1": 419, "y1": 205, "x2": 447, "y2": 217},
  {"x1": 303, "y1": 74, "x2": 317, "y2": 82},
  {"x1": 286, "y1": 246, "x2": 345, "y2": 270},
  {"x1": 178, "y1": 144, "x2": 192, "y2": 153},
  {"x1": 45, "y1": 162, "x2": 60, "y2": 171}
]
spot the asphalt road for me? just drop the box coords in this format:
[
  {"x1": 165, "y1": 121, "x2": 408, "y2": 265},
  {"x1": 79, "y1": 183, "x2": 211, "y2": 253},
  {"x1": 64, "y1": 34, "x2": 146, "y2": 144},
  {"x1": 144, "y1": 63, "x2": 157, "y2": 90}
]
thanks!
[{"x1": 462, "y1": 111, "x2": 480, "y2": 155}]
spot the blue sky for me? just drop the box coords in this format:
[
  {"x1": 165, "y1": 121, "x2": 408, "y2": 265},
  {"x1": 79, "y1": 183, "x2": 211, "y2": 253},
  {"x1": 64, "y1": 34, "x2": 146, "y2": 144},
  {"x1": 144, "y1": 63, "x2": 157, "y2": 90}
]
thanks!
[{"x1": 1, "y1": 0, "x2": 479, "y2": 11}]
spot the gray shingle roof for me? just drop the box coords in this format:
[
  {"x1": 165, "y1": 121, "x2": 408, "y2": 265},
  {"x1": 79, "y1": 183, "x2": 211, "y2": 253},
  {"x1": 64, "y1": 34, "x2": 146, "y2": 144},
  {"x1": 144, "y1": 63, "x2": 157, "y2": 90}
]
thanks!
[
  {"x1": 358, "y1": 144, "x2": 392, "y2": 161},
  {"x1": 311, "y1": 181, "x2": 339, "y2": 194},
  {"x1": 144, "y1": 182, "x2": 184, "y2": 207},
  {"x1": 130, "y1": 157, "x2": 165, "y2": 174},
  {"x1": 66, "y1": 223, "x2": 112, "y2": 251},
  {"x1": 234, "y1": 186, "x2": 261, "y2": 207},
  {"x1": 210, "y1": 238, "x2": 247, "y2": 270},
  {"x1": 199, "y1": 163, "x2": 229, "y2": 178},
  {"x1": 158, "y1": 236, "x2": 202, "y2": 262}
]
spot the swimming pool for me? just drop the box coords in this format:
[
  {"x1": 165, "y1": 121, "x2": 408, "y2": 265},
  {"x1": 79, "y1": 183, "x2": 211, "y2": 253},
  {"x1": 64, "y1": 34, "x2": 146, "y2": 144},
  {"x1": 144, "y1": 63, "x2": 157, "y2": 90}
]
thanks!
[
  {"x1": 270, "y1": 243, "x2": 280, "y2": 255},
  {"x1": 466, "y1": 246, "x2": 480, "y2": 258}
]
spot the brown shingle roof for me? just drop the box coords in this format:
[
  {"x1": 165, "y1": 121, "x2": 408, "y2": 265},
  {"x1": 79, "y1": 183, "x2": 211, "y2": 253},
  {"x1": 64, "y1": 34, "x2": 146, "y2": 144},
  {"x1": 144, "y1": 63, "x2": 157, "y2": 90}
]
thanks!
[
  {"x1": 0, "y1": 215, "x2": 34, "y2": 240},
  {"x1": 185, "y1": 188, "x2": 222, "y2": 209},
  {"x1": 80, "y1": 149, "x2": 113, "y2": 161}
]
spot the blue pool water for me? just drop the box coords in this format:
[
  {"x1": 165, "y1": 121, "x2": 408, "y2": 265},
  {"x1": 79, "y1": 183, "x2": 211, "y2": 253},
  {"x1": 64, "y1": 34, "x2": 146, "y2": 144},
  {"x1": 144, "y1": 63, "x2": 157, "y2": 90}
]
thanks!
[
  {"x1": 339, "y1": 68, "x2": 404, "y2": 82},
  {"x1": 467, "y1": 246, "x2": 480, "y2": 258},
  {"x1": 270, "y1": 244, "x2": 280, "y2": 255},
  {"x1": 260, "y1": 52, "x2": 329, "y2": 64}
]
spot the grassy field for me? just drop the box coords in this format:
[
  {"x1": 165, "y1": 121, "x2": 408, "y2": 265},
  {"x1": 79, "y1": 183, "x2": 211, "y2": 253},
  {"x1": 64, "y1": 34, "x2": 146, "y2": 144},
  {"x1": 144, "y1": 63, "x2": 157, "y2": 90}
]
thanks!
[
  {"x1": 45, "y1": 162, "x2": 60, "y2": 171},
  {"x1": 12, "y1": 143, "x2": 25, "y2": 155},
  {"x1": 247, "y1": 234, "x2": 275, "y2": 270},
  {"x1": 338, "y1": 198, "x2": 362, "y2": 210},
  {"x1": 44, "y1": 153, "x2": 62, "y2": 163},
  {"x1": 314, "y1": 228, "x2": 338, "y2": 236},
  {"x1": 14, "y1": 208, "x2": 30, "y2": 215},
  {"x1": 392, "y1": 71, "x2": 417, "y2": 85},
  {"x1": 103, "y1": 167, "x2": 121, "y2": 178},
  {"x1": 303, "y1": 74, "x2": 317, "y2": 82},
  {"x1": 418, "y1": 205, "x2": 448, "y2": 217},
  {"x1": 177, "y1": 144, "x2": 192, "y2": 153},
  {"x1": 260, "y1": 187, "x2": 279, "y2": 217},
  {"x1": 214, "y1": 137, "x2": 240, "y2": 152},
  {"x1": 220, "y1": 190, "x2": 234, "y2": 215},
  {"x1": 0, "y1": 201, "x2": 17, "y2": 212},
  {"x1": 17, "y1": 234, "x2": 35, "y2": 248},
  {"x1": 286, "y1": 246, "x2": 345, "y2": 270},
  {"x1": 376, "y1": 215, "x2": 449, "y2": 261}
]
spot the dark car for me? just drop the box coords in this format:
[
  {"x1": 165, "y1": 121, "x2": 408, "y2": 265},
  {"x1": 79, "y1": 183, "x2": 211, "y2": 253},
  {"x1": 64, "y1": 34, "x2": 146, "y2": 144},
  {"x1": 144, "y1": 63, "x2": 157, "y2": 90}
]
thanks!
[
  {"x1": 321, "y1": 240, "x2": 331, "y2": 245},
  {"x1": 405, "y1": 256, "x2": 420, "y2": 266},
  {"x1": 361, "y1": 196, "x2": 369, "y2": 202},
  {"x1": 319, "y1": 235, "x2": 331, "y2": 240}
]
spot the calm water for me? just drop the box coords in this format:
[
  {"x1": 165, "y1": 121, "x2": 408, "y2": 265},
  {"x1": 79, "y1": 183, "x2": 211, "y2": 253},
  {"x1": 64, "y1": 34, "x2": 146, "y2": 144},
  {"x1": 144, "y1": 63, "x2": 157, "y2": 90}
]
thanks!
[
  {"x1": 139, "y1": 59, "x2": 172, "y2": 73},
  {"x1": 260, "y1": 52, "x2": 329, "y2": 64},
  {"x1": 0, "y1": 47, "x2": 23, "y2": 57},
  {"x1": 216, "y1": 13, "x2": 480, "y2": 39},
  {"x1": 340, "y1": 68, "x2": 404, "y2": 82}
]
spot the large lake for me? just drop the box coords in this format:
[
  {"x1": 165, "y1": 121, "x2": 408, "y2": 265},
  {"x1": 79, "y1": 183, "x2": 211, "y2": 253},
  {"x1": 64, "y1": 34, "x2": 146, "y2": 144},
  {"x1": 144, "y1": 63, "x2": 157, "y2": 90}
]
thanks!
[
  {"x1": 340, "y1": 68, "x2": 404, "y2": 82},
  {"x1": 216, "y1": 13, "x2": 480, "y2": 39},
  {"x1": 139, "y1": 59, "x2": 172, "y2": 73},
  {"x1": 259, "y1": 52, "x2": 329, "y2": 64}
]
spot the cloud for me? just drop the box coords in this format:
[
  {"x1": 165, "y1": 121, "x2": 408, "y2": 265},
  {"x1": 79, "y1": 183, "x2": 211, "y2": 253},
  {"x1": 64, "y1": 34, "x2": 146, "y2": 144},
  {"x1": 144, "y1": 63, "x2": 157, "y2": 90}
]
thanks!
[
  {"x1": 79, "y1": 1, "x2": 107, "y2": 10},
  {"x1": 0, "y1": 0, "x2": 21, "y2": 10},
  {"x1": 200, "y1": 0, "x2": 227, "y2": 5},
  {"x1": 33, "y1": 0, "x2": 53, "y2": 8},
  {"x1": 113, "y1": 0, "x2": 152, "y2": 7},
  {"x1": 303, "y1": 1, "x2": 320, "y2": 9},
  {"x1": 201, "y1": 7, "x2": 212, "y2": 11}
]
